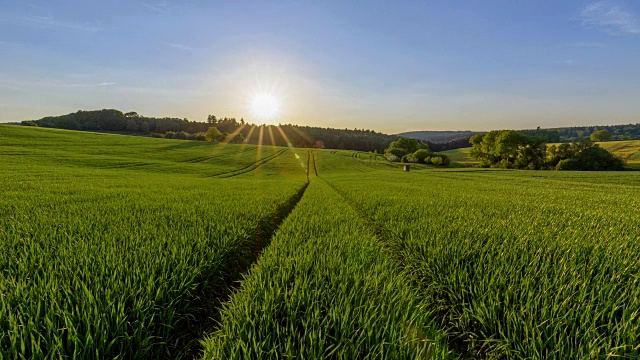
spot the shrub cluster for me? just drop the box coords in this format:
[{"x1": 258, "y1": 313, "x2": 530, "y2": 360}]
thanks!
[
  {"x1": 470, "y1": 130, "x2": 624, "y2": 171},
  {"x1": 384, "y1": 137, "x2": 450, "y2": 166},
  {"x1": 153, "y1": 131, "x2": 206, "y2": 140}
]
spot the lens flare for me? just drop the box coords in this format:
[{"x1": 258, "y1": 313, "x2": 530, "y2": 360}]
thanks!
[{"x1": 250, "y1": 93, "x2": 280, "y2": 122}]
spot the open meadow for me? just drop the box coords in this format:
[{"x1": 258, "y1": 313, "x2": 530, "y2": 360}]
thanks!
[{"x1": 2, "y1": 125, "x2": 640, "y2": 359}]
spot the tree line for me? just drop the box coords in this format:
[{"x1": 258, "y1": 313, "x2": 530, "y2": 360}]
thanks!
[
  {"x1": 470, "y1": 130, "x2": 624, "y2": 171},
  {"x1": 20, "y1": 109, "x2": 466, "y2": 153},
  {"x1": 520, "y1": 124, "x2": 640, "y2": 143}
]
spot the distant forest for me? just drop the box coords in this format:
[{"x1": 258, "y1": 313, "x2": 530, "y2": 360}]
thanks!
[
  {"x1": 19, "y1": 109, "x2": 465, "y2": 152},
  {"x1": 399, "y1": 125, "x2": 640, "y2": 144},
  {"x1": 520, "y1": 125, "x2": 640, "y2": 143},
  {"x1": 18, "y1": 109, "x2": 640, "y2": 152}
]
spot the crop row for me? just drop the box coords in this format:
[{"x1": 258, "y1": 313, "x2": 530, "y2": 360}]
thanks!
[
  {"x1": 322, "y1": 157, "x2": 640, "y2": 359},
  {"x1": 201, "y1": 179, "x2": 452, "y2": 359},
  {"x1": 0, "y1": 160, "x2": 305, "y2": 358}
]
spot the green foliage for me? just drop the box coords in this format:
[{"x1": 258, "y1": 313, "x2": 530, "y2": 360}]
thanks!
[
  {"x1": 555, "y1": 158, "x2": 579, "y2": 170},
  {"x1": 546, "y1": 141, "x2": 624, "y2": 171},
  {"x1": 591, "y1": 129, "x2": 613, "y2": 142},
  {"x1": 471, "y1": 131, "x2": 621, "y2": 171},
  {"x1": 205, "y1": 127, "x2": 224, "y2": 142},
  {"x1": 412, "y1": 149, "x2": 432, "y2": 163},
  {"x1": 385, "y1": 139, "x2": 448, "y2": 166},
  {"x1": 388, "y1": 137, "x2": 425, "y2": 154},
  {"x1": 126, "y1": 119, "x2": 138, "y2": 132},
  {"x1": 430, "y1": 156, "x2": 443, "y2": 165},
  {"x1": 470, "y1": 130, "x2": 547, "y2": 169},
  {"x1": 573, "y1": 145, "x2": 624, "y2": 171},
  {"x1": 400, "y1": 154, "x2": 417, "y2": 163},
  {"x1": 385, "y1": 137, "x2": 430, "y2": 163},
  {"x1": 226, "y1": 132, "x2": 244, "y2": 144},
  {"x1": 385, "y1": 147, "x2": 409, "y2": 159}
]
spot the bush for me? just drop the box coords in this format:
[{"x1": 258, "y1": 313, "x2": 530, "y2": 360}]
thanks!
[
  {"x1": 575, "y1": 146, "x2": 624, "y2": 171},
  {"x1": 189, "y1": 132, "x2": 206, "y2": 141},
  {"x1": 556, "y1": 159, "x2": 579, "y2": 171},
  {"x1": 401, "y1": 155, "x2": 417, "y2": 163},
  {"x1": 385, "y1": 147, "x2": 409, "y2": 159},
  {"x1": 412, "y1": 149, "x2": 432, "y2": 163},
  {"x1": 386, "y1": 154, "x2": 399, "y2": 162},
  {"x1": 499, "y1": 159, "x2": 513, "y2": 169},
  {"x1": 431, "y1": 157, "x2": 443, "y2": 166},
  {"x1": 205, "y1": 127, "x2": 224, "y2": 142},
  {"x1": 226, "y1": 133, "x2": 244, "y2": 144},
  {"x1": 590, "y1": 130, "x2": 613, "y2": 142}
]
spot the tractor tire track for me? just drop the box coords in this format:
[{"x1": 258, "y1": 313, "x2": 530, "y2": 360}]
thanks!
[
  {"x1": 176, "y1": 180, "x2": 310, "y2": 359},
  {"x1": 184, "y1": 147, "x2": 255, "y2": 163},
  {"x1": 205, "y1": 148, "x2": 288, "y2": 178}
]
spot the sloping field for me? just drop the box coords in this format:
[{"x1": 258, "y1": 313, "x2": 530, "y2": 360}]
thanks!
[
  {"x1": 440, "y1": 147, "x2": 478, "y2": 166},
  {"x1": 0, "y1": 125, "x2": 308, "y2": 358},
  {"x1": 2, "y1": 125, "x2": 640, "y2": 359},
  {"x1": 599, "y1": 140, "x2": 640, "y2": 169}
]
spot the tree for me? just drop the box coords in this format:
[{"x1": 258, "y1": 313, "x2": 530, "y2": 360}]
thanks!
[
  {"x1": 124, "y1": 111, "x2": 139, "y2": 118},
  {"x1": 590, "y1": 130, "x2": 613, "y2": 142},
  {"x1": 412, "y1": 149, "x2": 434, "y2": 163},
  {"x1": 126, "y1": 119, "x2": 138, "y2": 132},
  {"x1": 385, "y1": 147, "x2": 410, "y2": 159},
  {"x1": 139, "y1": 121, "x2": 150, "y2": 133},
  {"x1": 387, "y1": 137, "x2": 426, "y2": 154},
  {"x1": 205, "y1": 127, "x2": 224, "y2": 142},
  {"x1": 226, "y1": 132, "x2": 244, "y2": 144},
  {"x1": 207, "y1": 115, "x2": 218, "y2": 125},
  {"x1": 573, "y1": 145, "x2": 624, "y2": 171},
  {"x1": 470, "y1": 130, "x2": 546, "y2": 169}
]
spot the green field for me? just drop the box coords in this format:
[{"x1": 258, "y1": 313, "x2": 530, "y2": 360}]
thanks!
[
  {"x1": 441, "y1": 147, "x2": 479, "y2": 166},
  {"x1": 599, "y1": 140, "x2": 640, "y2": 169},
  {"x1": 443, "y1": 140, "x2": 640, "y2": 169},
  {"x1": 2, "y1": 125, "x2": 640, "y2": 359}
]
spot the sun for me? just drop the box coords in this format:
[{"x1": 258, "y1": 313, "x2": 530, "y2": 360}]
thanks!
[{"x1": 250, "y1": 93, "x2": 281, "y2": 123}]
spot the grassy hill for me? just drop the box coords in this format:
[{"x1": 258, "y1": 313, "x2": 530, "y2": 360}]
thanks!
[
  {"x1": 441, "y1": 147, "x2": 479, "y2": 166},
  {"x1": 599, "y1": 140, "x2": 640, "y2": 169},
  {"x1": 3, "y1": 124, "x2": 640, "y2": 358}
]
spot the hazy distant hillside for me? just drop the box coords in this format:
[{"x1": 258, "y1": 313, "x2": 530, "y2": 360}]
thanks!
[{"x1": 396, "y1": 131, "x2": 478, "y2": 143}]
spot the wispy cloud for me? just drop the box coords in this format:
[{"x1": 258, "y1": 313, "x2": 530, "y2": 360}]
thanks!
[
  {"x1": 0, "y1": 75, "x2": 116, "y2": 89},
  {"x1": 66, "y1": 81, "x2": 117, "y2": 88},
  {"x1": 140, "y1": 2, "x2": 169, "y2": 14},
  {"x1": 578, "y1": 1, "x2": 640, "y2": 34},
  {"x1": 164, "y1": 42, "x2": 194, "y2": 51},
  {"x1": 18, "y1": 15, "x2": 102, "y2": 32}
]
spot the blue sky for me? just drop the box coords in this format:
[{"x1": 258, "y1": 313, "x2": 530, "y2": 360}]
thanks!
[{"x1": 1, "y1": 0, "x2": 639, "y2": 133}]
